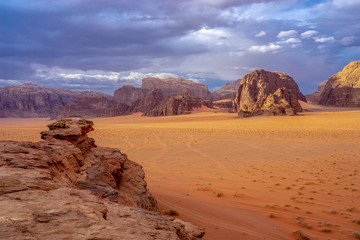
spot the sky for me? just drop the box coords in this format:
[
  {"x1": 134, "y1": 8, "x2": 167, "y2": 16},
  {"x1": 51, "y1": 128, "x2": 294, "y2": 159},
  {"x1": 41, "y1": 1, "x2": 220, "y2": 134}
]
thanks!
[{"x1": 0, "y1": 0, "x2": 359, "y2": 94}]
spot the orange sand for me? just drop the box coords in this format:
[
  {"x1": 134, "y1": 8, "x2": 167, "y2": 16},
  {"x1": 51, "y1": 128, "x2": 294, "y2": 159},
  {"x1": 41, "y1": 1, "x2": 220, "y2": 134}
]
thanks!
[{"x1": 1, "y1": 110, "x2": 359, "y2": 239}]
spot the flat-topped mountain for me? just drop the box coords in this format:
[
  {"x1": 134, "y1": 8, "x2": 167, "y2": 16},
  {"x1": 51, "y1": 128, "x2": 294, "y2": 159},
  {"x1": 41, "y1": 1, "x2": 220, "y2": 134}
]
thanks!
[
  {"x1": 319, "y1": 61, "x2": 360, "y2": 106},
  {"x1": 233, "y1": 70, "x2": 304, "y2": 117},
  {"x1": 142, "y1": 77, "x2": 212, "y2": 100},
  {"x1": 0, "y1": 83, "x2": 110, "y2": 118},
  {"x1": 0, "y1": 118, "x2": 204, "y2": 239}
]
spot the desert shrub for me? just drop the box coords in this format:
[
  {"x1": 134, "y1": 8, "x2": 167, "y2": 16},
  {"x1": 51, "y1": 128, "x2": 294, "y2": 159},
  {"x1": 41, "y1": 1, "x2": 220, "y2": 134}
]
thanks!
[
  {"x1": 164, "y1": 210, "x2": 179, "y2": 216},
  {"x1": 293, "y1": 230, "x2": 310, "y2": 240}
]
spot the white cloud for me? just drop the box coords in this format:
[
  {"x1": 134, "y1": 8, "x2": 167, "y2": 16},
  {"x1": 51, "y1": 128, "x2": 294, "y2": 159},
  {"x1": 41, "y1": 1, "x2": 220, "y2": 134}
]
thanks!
[
  {"x1": 314, "y1": 36, "x2": 335, "y2": 43},
  {"x1": 278, "y1": 38, "x2": 302, "y2": 44},
  {"x1": 340, "y1": 36, "x2": 356, "y2": 46},
  {"x1": 277, "y1": 30, "x2": 297, "y2": 38},
  {"x1": 248, "y1": 43, "x2": 282, "y2": 53},
  {"x1": 255, "y1": 30, "x2": 266, "y2": 37},
  {"x1": 332, "y1": 0, "x2": 360, "y2": 8},
  {"x1": 301, "y1": 30, "x2": 319, "y2": 39}
]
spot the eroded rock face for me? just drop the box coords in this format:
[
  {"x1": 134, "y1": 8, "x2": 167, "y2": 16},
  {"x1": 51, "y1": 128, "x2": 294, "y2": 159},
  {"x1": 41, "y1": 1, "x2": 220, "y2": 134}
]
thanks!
[
  {"x1": 112, "y1": 85, "x2": 149, "y2": 105},
  {"x1": 212, "y1": 79, "x2": 241, "y2": 101},
  {"x1": 0, "y1": 83, "x2": 110, "y2": 118},
  {"x1": 233, "y1": 70, "x2": 304, "y2": 117},
  {"x1": 142, "y1": 77, "x2": 212, "y2": 100},
  {"x1": 0, "y1": 118, "x2": 204, "y2": 239},
  {"x1": 145, "y1": 91, "x2": 213, "y2": 117},
  {"x1": 51, "y1": 96, "x2": 114, "y2": 119},
  {"x1": 319, "y1": 61, "x2": 360, "y2": 106},
  {"x1": 305, "y1": 81, "x2": 326, "y2": 104},
  {"x1": 128, "y1": 88, "x2": 165, "y2": 114}
]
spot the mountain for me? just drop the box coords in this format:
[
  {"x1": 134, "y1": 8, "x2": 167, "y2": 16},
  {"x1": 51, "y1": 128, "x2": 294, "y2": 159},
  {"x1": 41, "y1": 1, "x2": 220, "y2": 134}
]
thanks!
[
  {"x1": 319, "y1": 61, "x2": 360, "y2": 107},
  {"x1": 142, "y1": 77, "x2": 212, "y2": 100},
  {"x1": 144, "y1": 90, "x2": 213, "y2": 117},
  {"x1": 305, "y1": 81, "x2": 326, "y2": 104},
  {"x1": 0, "y1": 83, "x2": 110, "y2": 118},
  {"x1": 211, "y1": 79, "x2": 241, "y2": 100},
  {"x1": 51, "y1": 96, "x2": 113, "y2": 119},
  {"x1": 233, "y1": 70, "x2": 304, "y2": 117},
  {"x1": 112, "y1": 84, "x2": 149, "y2": 105}
]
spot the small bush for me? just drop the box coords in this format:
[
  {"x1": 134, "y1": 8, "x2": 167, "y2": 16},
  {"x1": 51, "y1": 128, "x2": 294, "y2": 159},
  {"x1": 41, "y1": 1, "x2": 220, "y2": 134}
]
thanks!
[
  {"x1": 354, "y1": 232, "x2": 360, "y2": 239},
  {"x1": 321, "y1": 228, "x2": 332, "y2": 233},
  {"x1": 293, "y1": 230, "x2": 310, "y2": 240},
  {"x1": 217, "y1": 192, "x2": 224, "y2": 197},
  {"x1": 164, "y1": 210, "x2": 179, "y2": 216}
]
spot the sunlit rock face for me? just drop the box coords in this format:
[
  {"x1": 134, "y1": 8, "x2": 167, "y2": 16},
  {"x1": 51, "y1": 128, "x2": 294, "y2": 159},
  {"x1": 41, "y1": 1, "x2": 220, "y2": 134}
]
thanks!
[{"x1": 319, "y1": 61, "x2": 360, "y2": 107}]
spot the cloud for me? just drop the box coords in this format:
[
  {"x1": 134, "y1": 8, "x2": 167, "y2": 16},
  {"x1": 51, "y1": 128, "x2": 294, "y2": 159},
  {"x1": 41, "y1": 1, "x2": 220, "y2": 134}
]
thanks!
[
  {"x1": 301, "y1": 30, "x2": 319, "y2": 39},
  {"x1": 248, "y1": 43, "x2": 282, "y2": 53},
  {"x1": 277, "y1": 30, "x2": 297, "y2": 38},
  {"x1": 255, "y1": 30, "x2": 266, "y2": 37},
  {"x1": 332, "y1": 0, "x2": 360, "y2": 8},
  {"x1": 340, "y1": 36, "x2": 356, "y2": 46},
  {"x1": 314, "y1": 36, "x2": 336, "y2": 43}
]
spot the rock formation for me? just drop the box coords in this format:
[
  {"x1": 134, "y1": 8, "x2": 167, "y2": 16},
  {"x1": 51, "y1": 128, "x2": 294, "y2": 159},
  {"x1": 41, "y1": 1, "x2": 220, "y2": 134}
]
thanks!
[
  {"x1": 319, "y1": 61, "x2": 360, "y2": 107},
  {"x1": 144, "y1": 90, "x2": 213, "y2": 117},
  {"x1": 0, "y1": 118, "x2": 204, "y2": 239},
  {"x1": 212, "y1": 79, "x2": 241, "y2": 101},
  {"x1": 112, "y1": 84, "x2": 149, "y2": 105},
  {"x1": 52, "y1": 96, "x2": 114, "y2": 119},
  {"x1": 142, "y1": 77, "x2": 212, "y2": 100},
  {"x1": 305, "y1": 81, "x2": 326, "y2": 104},
  {"x1": 128, "y1": 88, "x2": 165, "y2": 114},
  {"x1": 233, "y1": 70, "x2": 304, "y2": 117},
  {"x1": 0, "y1": 83, "x2": 110, "y2": 118}
]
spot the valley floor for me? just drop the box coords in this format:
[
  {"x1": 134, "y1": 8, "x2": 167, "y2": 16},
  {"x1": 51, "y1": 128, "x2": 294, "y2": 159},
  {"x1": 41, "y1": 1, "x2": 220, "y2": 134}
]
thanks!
[{"x1": 1, "y1": 110, "x2": 359, "y2": 239}]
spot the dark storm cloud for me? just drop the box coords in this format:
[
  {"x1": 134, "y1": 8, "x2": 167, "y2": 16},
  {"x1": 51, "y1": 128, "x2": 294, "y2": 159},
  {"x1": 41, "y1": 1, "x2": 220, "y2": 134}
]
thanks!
[{"x1": 0, "y1": 0, "x2": 359, "y2": 93}]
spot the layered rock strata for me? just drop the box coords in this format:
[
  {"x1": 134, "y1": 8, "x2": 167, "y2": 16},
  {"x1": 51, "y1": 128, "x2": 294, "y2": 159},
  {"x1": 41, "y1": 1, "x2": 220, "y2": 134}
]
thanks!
[
  {"x1": 233, "y1": 70, "x2": 304, "y2": 117},
  {"x1": 0, "y1": 118, "x2": 204, "y2": 239},
  {"x1": 319, "y1": 61, "x2": 360, "y2": 106}
]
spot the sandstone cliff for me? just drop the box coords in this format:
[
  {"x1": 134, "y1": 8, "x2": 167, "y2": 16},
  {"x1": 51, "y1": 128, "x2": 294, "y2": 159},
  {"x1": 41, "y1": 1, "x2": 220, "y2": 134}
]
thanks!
[
  {"x1": 0, "y1": 83, "x2": 110, "y2": 118},
  {"x1": 128, "y1": 88, "x2": 165, "y2": 114},
  {"x1": 0, "y1": 118, "x2": 204, "y2": 239},
  {"x1": 52, "y1": 96, "x2": 113, "y2": 119},
  {"x1": 305, "y1": 81, "x2": 326, "y2": 104},
  {"x1": 144, "y1": 90, "x2": 213, "y2": 117},
  {"x1": 112, "y1": 84, "x2": 149, "y2": 105},
  {"x1": 233, "y1": 70, "x2": 304, "y2": 117},
  {"x1": 319, "y1": 61, "x2": 360, "y2": 106},
  {"x1": 142, "y1": 77, "x2": 212, "y2": 100},
  {"x1": 212, "y1": 79, "x2": 241, "y2": 101}
]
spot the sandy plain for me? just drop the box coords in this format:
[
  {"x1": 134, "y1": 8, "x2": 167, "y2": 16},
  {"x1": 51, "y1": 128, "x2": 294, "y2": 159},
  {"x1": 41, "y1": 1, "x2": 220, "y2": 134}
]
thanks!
[{"x1": 0, "y1": 108, "x2": 360, "y2": 239}]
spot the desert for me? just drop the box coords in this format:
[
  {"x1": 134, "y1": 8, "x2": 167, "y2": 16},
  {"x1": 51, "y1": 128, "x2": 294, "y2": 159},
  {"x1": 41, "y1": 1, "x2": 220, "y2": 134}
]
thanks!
[{"x1": 1, "y1": 106, "x2": 359, "y2": 239}]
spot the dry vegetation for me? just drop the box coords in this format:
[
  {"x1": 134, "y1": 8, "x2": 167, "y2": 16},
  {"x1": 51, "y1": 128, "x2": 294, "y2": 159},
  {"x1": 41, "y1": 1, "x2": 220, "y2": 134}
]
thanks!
[{"x1": 1, "y1": 110, "x2": 360, "y2": 239}]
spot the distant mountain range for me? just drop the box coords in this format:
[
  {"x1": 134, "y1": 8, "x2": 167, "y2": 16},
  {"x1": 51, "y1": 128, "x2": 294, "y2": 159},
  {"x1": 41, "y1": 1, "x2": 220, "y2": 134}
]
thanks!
[{"x1": 1, "y1": 61, "x2": 359, "y2": 118}]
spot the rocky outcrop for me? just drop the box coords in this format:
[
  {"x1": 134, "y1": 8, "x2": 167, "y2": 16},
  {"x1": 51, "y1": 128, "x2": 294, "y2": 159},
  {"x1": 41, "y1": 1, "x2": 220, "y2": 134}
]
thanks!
[
  {"x1": 305, "y1": 81, "x2": 326, "y2": 104},
  {"x1": 112, "y1": 84, "x2": 149, "y2": 105},
  {"x1": 213, "y1": 99, "x2": 233, "y2": 109},
  {"x1": 128, "y1": 88, "x2": 165, "y2": 114},
  {"x1": 0, "y1": 83, "x2": 110, "y2": 118},
  {"x1": 233, "y1": 70, "x2": 304, "y2": 117},
  {"x1": 319, "y1": 61, "x2": 360, "y2": 107},
  {"x1": 212, "y1": 79, "x2": 241, "y2": 101},
  {"x1": 0, "y1": 118, "x2": 204, "y2": 239},
  {"x1": 145, "y1": 91, "x2": 213, "y2": 117},
  {"x1": 51, "y1": 96, "x2": 114, "y2": 119},
  {"x1": 142, "y1": 77, "x2": 212, "y2": 100}
]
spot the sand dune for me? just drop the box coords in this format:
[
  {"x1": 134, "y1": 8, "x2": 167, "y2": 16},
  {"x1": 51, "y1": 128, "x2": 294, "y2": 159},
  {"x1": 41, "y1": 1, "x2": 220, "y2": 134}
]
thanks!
[{"x1": 1, "y1": 111, "x2": 359, "y2": 239}]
